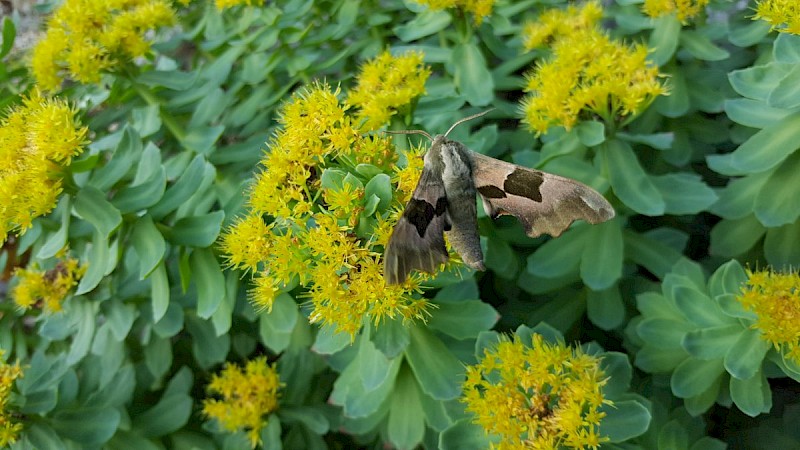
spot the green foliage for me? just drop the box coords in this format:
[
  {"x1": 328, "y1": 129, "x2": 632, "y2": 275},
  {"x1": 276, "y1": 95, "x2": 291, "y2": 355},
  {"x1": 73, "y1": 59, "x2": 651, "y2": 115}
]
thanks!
[{"x1": 2, "y1": 0, "x2": 800, "y2": 448}]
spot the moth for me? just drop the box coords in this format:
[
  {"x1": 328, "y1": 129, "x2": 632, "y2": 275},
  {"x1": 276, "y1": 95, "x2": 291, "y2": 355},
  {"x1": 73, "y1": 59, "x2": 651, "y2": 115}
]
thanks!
[{"x1": 383, "y1": 111, "x2": 615, "y2": 285}]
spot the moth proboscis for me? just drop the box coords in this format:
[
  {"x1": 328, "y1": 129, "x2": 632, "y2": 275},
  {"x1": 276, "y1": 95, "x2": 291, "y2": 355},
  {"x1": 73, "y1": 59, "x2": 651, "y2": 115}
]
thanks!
[{"x1": 383, "y1": 111, "x2": 615, "y2": 285}]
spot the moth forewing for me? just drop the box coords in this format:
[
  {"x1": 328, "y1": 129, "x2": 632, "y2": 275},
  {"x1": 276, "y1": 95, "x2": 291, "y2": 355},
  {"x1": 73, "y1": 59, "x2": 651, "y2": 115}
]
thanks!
[
  {"x1": 383, "y1": 145, "x2": 450, "y2": 285},
  {"x1": 469, "y1": 151, "x2": 615, "y2": 238}
]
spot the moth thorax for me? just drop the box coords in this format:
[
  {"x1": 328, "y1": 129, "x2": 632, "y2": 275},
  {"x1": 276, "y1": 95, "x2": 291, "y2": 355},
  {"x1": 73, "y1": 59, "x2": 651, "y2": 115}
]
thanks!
[{"x1": 440, "y1": 141, "x2": 472, "y2": 186}]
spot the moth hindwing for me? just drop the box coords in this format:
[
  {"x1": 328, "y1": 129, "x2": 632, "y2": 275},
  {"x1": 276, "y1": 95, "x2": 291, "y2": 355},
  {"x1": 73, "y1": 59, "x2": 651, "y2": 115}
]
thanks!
[{"x1": 383, "y1": 117, "x2": 615, "y2": 285}]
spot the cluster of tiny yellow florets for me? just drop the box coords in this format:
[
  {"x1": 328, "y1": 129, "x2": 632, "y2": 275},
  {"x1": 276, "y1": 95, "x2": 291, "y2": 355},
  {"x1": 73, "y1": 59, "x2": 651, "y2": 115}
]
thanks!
[
  {"x1": 0, "y1": 351, "x2": 23, "y2": 448},
  {"x1": 414, "y1": 0, "x2": 496, "y2": 24},
  {"x1": 347, "y1": 51, "x2": 431, "y2": 130},
  {"x1": 521, "y1": 1, "x2": 603, "y2": 51},
  {"x1": 754, "y1": 0, "x2": 800, "y2": 35},
  {"x1": 203, "y1": 357, "x2": 281, "y2": 448},
  {"x1": 642, "y1": 0, "x2": 709, "y2": 22},
  {"x1": 737, "y1": 268, "x2": 800, "y2": 365},
  {"x1": 462, "y1": 334, "x2": 611, "y2": 450},
  {"x1": 30, "y1": 0, "x2": 176, "y2": 91},
  {"x1": 220, "y1": 52, "x2": 432, "y2": 339},
  {"x1": 12, "y1": 256, "x2": 86, "y2": 313},
  {"x1": 0, "y1": 90, "x2": 88, "y2": 243},
  {"x1": 520, "y1": 2, "x2": 666, "y2": 135},
  {"x1": 215, "y1": 0, "x2": 263, "y2": 9}
]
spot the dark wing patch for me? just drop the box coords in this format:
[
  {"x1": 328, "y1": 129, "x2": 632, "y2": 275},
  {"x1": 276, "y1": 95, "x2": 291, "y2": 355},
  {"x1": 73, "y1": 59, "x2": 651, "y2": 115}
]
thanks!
[
  {"x1": 403, "y1": 197, "x2": 448, "y2": 238},
  {"x1": 503, "y1": 168, "x2": 544, "y2": 202},
  {"x1": 476, "y1": 185, "x2": 506, "y2": 199}
]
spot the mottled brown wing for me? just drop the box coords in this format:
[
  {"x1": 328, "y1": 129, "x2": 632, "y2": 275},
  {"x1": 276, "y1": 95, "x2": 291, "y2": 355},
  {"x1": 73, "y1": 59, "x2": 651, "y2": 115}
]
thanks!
[
  {"x1": 384, "y1": 167, "x2": 450, "y2": 285},
  {"x1": 469, "y1": 151, "x2": 615, "y2": 238}
]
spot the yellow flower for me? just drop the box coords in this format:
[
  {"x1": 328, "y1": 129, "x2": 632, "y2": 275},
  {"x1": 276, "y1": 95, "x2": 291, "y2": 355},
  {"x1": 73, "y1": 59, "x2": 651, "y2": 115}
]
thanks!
[
  {"x1": 203, "y1": 357, "x2": 281, "y2": 448},
  {"x1": 462, "y1": 334, "x2": 611, "y2": 450},
  {"x1": 222, "y1": 66, "x2": 433, "y2": 339},
  {"x1": 520, "y1": 25, "x2": 666, "y2": 135},
  {"x1": 521, "y1": 1, "x2": 603, "y2": 51},
  {"x1": 30, "y1": 0, "x2": 176, "y2": 91},
  {"x1": 323, "y1": 181, "x2": 364, "y2": 225},
  {"x1": 248, "y1": 82, "x2": 347, "y2": 219},
  {"x1": 12, "y1": 257, "x2": 86, "y2": 313},
  {"x1": 347, "y1": 51, "x2": 430, "y2": 131},
  {"x1": 220, "y1": 215, "x2": 274, "y2": 273},
  {"x1": 642, "y1": 0, "x2": 710, "y2": 22},
  {"x1": 414, "y1": 0, "x2": 496, "y2": 24},
  {"x1": 754, "y1": 0, "x2": 800, "y2": 35},
  {"x1": 29, "y1": 29, "x2": 68, "y2": 92},
  {"x1": 0, "y1": 353, "x2": 23, "y2": 448},
  {"x1": 737, "y1": 268, "x2": 800, "y2": 364},
  {"x1": 249, "y1": 272, "x2": 281, "y2": 312},
  {"x1": 0, "y1": 90, "x2": 88, "y2": 243},
  {"x1": 215, "y1": 0, "x2": 264, "y2": 9}
]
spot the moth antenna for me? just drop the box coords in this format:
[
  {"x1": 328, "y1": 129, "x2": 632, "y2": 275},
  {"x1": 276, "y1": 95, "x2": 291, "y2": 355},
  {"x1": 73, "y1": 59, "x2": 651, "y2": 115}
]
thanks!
[
  {"x1": 444, "y1": 108, "x2": 496, "y2": 137},
  {"x1": 384, "y1": 129, "x2": 433, "y2": 141}
]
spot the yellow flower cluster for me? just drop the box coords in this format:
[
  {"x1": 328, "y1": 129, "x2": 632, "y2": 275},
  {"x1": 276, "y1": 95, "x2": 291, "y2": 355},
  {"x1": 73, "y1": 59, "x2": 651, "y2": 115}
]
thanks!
[
  {"x1": 520, "y1": 4, "x2": 665, "y2": 135},
  {"x1": 414, "y1": 0, "x2": 496, "y2": 24},
  {"x1": 462, "y1": 334, "x2": 610, "y2": 450},
  {"x1": 0, "y1": 354, "x2": 23, "y2": 448},
  {"x1": 30, "y1": 0, "x2": 176, "y2": 91},
  {"x1": 347, "y1": 51, "x2": 431, "y2": 130},
  {"x1": 521, "y1": 1, "x2": 603, "y2": 51},
  {"x1": 0, "y1": 90, "x2": 87, "y2": 243},
  {"x1": 203, "y1": 357, "x2": 281, "y2": 448},
  {"x1": 12, "y1": 256, "x2": 86, "y2": 313},
  {"x1": 215, "y1": 0, "x2": 264, "y2": 9},
  {"x1": 221, "y1": 52, "x2": 432, "y2": 338},
  {"x1": 642, "y1": 0, "x2": 709, "y2": 22},
  {"x1": 737, "y1": 268, "x2": 800, "y2": 364},
  {"x1": 754, "y1": 0, "x2": 800, "y2": 35}
]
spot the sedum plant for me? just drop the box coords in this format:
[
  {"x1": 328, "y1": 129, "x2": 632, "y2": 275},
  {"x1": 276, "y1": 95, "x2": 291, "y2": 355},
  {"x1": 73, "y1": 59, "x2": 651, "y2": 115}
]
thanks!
[{"x1": 629, "y1": 259, "x2": 800, "y2": 418}]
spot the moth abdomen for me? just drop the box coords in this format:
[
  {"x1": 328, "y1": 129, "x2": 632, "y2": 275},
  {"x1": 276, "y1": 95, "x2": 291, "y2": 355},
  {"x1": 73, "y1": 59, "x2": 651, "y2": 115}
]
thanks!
[{"x1": 437, "y1": 140, "x2": 485, "y2": 271}]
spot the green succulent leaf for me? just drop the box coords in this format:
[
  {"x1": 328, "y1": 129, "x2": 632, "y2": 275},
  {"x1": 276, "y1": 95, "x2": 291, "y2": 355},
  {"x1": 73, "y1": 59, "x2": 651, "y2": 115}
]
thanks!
[
  {"x1": 428, "y1": 300, "x2": 499, "y2": 340},
  {"x1": 602, "y1": 139, "x2": 665, "y2": 216},
  {"x1": 50, "y1": 407, "x2": 121, "y2": 446},
  {"x1": 131, "y1": 215, "x2": 166, "y2": 279},
  {"x1": 724, "y1": 328, "x2": 771, "y2": 380},
  {"x1": 671, "y1": 357, "x2": 725, "y2": 398},
  {"x1": 439, "y1": 419, "x2": 494, "y2": 450},
  {"x1": 764, "y1": 221, "x2": 800, "y2": 267},
  {"x1": 682, "y1": 325, "x2": 742, "y2": 360},
  {"x1": 599, "y1": 399, "x2": 651, "y2": 443},
  {"x1": 74, "y1": 187, "x2": 122, "y2": 237},
  {"x1": 730, "y1": 370, "x2": 772, "y2": 417},
  {"x1": 707, "y1": 259, "x2": 747, "y2": 298},
  {"x1": 387, "y1": 366, "x2": 426, "y2": 450},
  {"x1": 707, "y1": 112, "x2": 800, "y2": 176},
  {"x1": 451, "y1": 43, "x2": 495, "y2": 106},
  {"x1": 259, "y1": 293, "x2": 299, "y2": 354},
  {"x1": 405, "y1": 324, "x2": 464, "y2": 401},
  {"x1": 580, "y1": 218, "x2": 623, "y2": 290},
  {"x1": 649, "y1": 14, "x2": 681, "y2": 65},
  {"x1": 773, "y1": 32, "x2": 800, "y2": 63}
]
